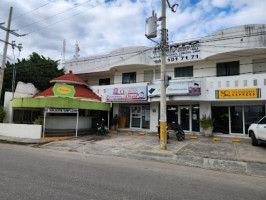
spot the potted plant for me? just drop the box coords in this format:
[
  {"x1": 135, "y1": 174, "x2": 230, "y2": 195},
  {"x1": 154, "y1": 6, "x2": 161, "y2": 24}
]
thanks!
[{"x1": 200, "y1": 114, "x2": 213, "y2": 137}]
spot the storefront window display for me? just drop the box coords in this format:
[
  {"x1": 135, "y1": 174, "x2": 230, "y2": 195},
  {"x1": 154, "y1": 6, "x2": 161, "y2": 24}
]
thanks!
[
  {"x1": 212, "y1": 107, "x2": 229, "y2": 134},
  {"x1": 119, "y1": 104, "x2": 150, "y2": 129},
  {"x1": 244, "y1": 106, "x2": 265, "y2": 134},
  {"x1": 180, "y1": 106, "x2": 190, "y2": 130},
  {"x1": 212, "y1": 105, "x2": 265, "y2": 134}
]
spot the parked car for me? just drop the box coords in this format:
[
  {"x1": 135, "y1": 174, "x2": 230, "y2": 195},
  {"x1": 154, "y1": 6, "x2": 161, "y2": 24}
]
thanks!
[{"x1": 248, "y1": 116, "x2": 266, "y2": 146}]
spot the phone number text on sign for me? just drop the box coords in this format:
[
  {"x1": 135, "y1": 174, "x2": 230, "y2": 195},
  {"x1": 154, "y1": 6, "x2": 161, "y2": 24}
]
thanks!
[{"x1": 152, "y1": 43, "x2": 201, "y2": 64}]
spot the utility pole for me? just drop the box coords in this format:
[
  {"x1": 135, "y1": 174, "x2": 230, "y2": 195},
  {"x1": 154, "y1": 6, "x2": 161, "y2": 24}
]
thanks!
[
  {"x1": 0, "y1": 7, "x2": 13, "y2": 98},
  {"x1": 145, "y1": 1, "x2": 178, "y2": 150},
  {"x1": 160, "y1": 0, "x2": 167, "y2": 150}
]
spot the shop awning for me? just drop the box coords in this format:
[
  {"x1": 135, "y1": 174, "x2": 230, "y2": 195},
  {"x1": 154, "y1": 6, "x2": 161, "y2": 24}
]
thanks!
[{"x1": 12, "y1": 97, "x2": 111, "y2": 111}]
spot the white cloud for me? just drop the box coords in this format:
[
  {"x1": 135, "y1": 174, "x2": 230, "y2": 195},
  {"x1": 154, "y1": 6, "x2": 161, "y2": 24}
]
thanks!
[
  {"x1": 0, "y1": 0, "x2": 266, "y2": 62},
  {"x1": 211, "y1": 0, "x2": 231, "y2": 8}
]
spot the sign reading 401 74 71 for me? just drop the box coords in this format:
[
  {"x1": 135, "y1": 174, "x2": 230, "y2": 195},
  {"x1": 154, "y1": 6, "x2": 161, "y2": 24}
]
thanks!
[{"x1": 152, "y1": 42, "x2": 201, "y2": 64}]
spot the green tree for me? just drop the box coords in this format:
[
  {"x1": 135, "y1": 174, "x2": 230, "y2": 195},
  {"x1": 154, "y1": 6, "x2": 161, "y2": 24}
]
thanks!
[{"x1": 1, "y1": 52, "x2": 64, "y2": 102}]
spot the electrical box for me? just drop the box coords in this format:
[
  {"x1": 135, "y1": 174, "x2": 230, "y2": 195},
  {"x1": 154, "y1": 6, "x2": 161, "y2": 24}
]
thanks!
[{"x1": 146, "y1": 11, "x2": 157, "y2": 39}]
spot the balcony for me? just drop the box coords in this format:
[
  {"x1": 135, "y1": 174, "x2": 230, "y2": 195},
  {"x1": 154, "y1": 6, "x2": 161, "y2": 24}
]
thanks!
[{"x1": 206, "y1": 73, "x2": 266, "y2": 101}]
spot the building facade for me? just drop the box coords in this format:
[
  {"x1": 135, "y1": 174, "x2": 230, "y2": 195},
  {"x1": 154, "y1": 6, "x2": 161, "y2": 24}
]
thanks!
[{"x1": 63, "y1": 24, "x2": 266, "y2": 135}]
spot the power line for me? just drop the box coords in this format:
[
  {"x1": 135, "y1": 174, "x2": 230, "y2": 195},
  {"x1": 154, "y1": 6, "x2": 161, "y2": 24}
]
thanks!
[
  {"x1": 27, "y1": 3, "x2": 102, "y2": 35},
  {"x1": 4, "y1": 47, "x2": 265, "y2": 77},
  {"x1": 12, "y1": 1, "x2": 55, "y2": 20},
  {"x1": 4, "y1": 59, "x2": 266, "y2": 81},
  {"x1": 22, "y1": 0, "x2": 93, "y2": 29}
]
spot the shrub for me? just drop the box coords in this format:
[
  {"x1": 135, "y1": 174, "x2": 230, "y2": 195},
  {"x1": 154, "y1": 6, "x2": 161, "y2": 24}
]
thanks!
[
  {"x1": 200, "y1": 114, "x2": 213, "y2": 129},
  {"x1": 33, "y1": 117, "x2": 43, "y2": 125}
]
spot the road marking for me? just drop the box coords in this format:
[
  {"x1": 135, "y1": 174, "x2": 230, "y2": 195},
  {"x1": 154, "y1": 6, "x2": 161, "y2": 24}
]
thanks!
[
  {"x1": 232, "y1": 139, "x2": 240, "y2": 142},
  {"x1": 213, "y1": 138, "x2": 221, "y2": 141},
  {"x1": 190, "y1": 136, "x2": 198, "y2": 139}
]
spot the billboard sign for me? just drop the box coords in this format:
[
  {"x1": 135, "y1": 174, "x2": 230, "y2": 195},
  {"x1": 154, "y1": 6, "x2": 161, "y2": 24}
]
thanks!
[
  {"x1": 148, "y1": 81, "x2": 201, "y2": 97},
  {"x1": 106, "y1": 86, "x2": 147, "y2": 101}
]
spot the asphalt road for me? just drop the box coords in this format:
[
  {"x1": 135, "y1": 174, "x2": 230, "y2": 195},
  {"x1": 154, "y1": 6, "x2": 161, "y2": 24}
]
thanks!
[{"x1": 0, "y1": 143, "x2": 265, "y2": 200}]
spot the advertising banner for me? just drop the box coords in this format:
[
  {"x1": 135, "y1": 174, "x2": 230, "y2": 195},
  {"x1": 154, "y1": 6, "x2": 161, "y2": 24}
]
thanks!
[
  {"x1": 106, "y1": 86, "x2": 147, "y2": 101},
  {"x1": 217, "y1": 88, "x2": 260, "y2": 99},
  {"x1": 151, "y1": 43, "x2": 201, "y2": 64},
  {"x1": 148, "y1": 81, "x2": 201, "y2": 97}
]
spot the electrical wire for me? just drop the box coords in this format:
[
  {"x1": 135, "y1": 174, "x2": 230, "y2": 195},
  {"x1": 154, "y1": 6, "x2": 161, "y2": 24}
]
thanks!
[
  {"x1": 26, "y1": 3, "x2": 102, "y2": 34},
  {"x1": 22, "y1": 0, "x2": 94, "y2": 29},
  {"x1": 4, "y1": 59, "x2": 266, "y2": 85},
  {"x1": 12, "y1": 1, "x2": 56, "y2": 21}
]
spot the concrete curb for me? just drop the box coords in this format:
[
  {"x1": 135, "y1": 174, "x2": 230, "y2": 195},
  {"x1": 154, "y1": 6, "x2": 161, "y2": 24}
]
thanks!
[{"x1": 40, "y1": 142, "x2": 266, "y2": 178}]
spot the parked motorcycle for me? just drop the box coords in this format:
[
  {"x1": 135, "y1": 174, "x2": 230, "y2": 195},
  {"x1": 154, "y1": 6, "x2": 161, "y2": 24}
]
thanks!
[
  {"x1": 157, "y1": 122, "x2": 185, "y2": 141},
  {"x1": 171, "y1": 122, "x2": 185, "y2": 141},
  {"x1": 97, "y1": 118, "x2": 109, "y2": 135}
]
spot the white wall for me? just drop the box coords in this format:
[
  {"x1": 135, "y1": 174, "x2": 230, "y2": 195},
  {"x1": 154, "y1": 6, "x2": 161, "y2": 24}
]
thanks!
[
  {"x1": 150, "y1": 102, "x2": 159, "y2": 132},
  {"x1": 3, "y1": 92, "x2": 13, "y2": 123},
  {"x1": 45, "y1": 116, "x2": 92, "y2": 129},
  {"x1": 0, "y1": 123, "x2": 42, "y2": 139}
]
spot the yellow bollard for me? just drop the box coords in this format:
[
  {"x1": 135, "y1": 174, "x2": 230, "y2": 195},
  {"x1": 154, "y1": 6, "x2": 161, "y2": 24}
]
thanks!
[{"x1": 160, "y1": 121, "x2": 167, "y2": 150}]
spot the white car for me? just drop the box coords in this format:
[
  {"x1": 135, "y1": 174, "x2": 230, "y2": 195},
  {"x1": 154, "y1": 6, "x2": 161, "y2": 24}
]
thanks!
[{"x1": 248, "y1": 116, "x2": 266, "y2": 146}]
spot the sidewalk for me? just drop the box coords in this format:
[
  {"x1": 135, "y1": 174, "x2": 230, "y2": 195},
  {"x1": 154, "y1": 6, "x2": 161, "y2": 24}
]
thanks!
[
  {"x1": 37, "y1": 132, "x2": 266, "y2": 177},
  {"x1": 1, "y1": 132, "x2": 266, "y2": 177}
]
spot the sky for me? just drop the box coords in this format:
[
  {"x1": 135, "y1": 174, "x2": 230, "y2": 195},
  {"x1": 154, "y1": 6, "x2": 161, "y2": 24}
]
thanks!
[{"x1": 0, "y1": 0, "x2": 266, "y2": 63}]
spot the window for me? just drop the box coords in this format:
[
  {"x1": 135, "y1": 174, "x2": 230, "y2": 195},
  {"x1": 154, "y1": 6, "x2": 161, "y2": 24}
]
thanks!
[
  {"x1": 99, "y1": 78, "x2": 110, "y2": 85},
  {"x1": 175, "y1": 66, "x2": 193, "y2": 77},
  {"x1": 253, "y1": 58, "x2": 266, "y2": 74},
  {"x1": 122, "y1": 72, "x2": 136, "y2": 84},
  {"x1": 217, "y1": 61, "x2": 239, "y2": 77},
  {"x1": 144, "y1": 70, "x2": 153, "y2": 82},
  {"x1": 155, "y1": 69, "x2": 160, "y2": 79}
]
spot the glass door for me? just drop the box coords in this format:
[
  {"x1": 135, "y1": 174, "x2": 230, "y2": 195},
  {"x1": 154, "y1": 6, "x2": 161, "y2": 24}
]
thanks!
[
  {"x1": 230, "y1": 106, "x2": 243, "y2": 134},
  {"x1": 180, "y1": 106, "x2": 190, "y2": 130},
  {"x1": 212, "y1": 106, "x2": 229, "y2": 134},
  {"x1": 130, "y1": 105, "x2": 142, "y2": 128},
  {"x1": 192, "y1": 105, "x2": 200, "y2": 132}
]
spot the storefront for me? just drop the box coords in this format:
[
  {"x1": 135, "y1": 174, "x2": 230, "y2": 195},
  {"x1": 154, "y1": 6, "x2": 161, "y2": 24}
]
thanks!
[
  {"x1": 148, "y1": 80, "x2": 202, "y2": 132},
  {"x1": 212, "y1": 105, "x2": 265, "y2": 135},
  {"x1": 106, "y1": 85, "x2": 150, "y2": 129},
  {"x1": 119, "y1": 104, "x2": 150, "y2": 129},
  {"x1": 166, "y1": 104, "x2": 200, "y2": 132},
  {"x1": 212, "y1": 88, "x2": 265, "y2": 135}
]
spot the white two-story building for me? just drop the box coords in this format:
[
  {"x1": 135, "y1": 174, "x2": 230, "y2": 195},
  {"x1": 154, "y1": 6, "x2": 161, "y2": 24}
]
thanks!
[{"x1": 63, "y1": 24, "x2": 266, "y2": 135}]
